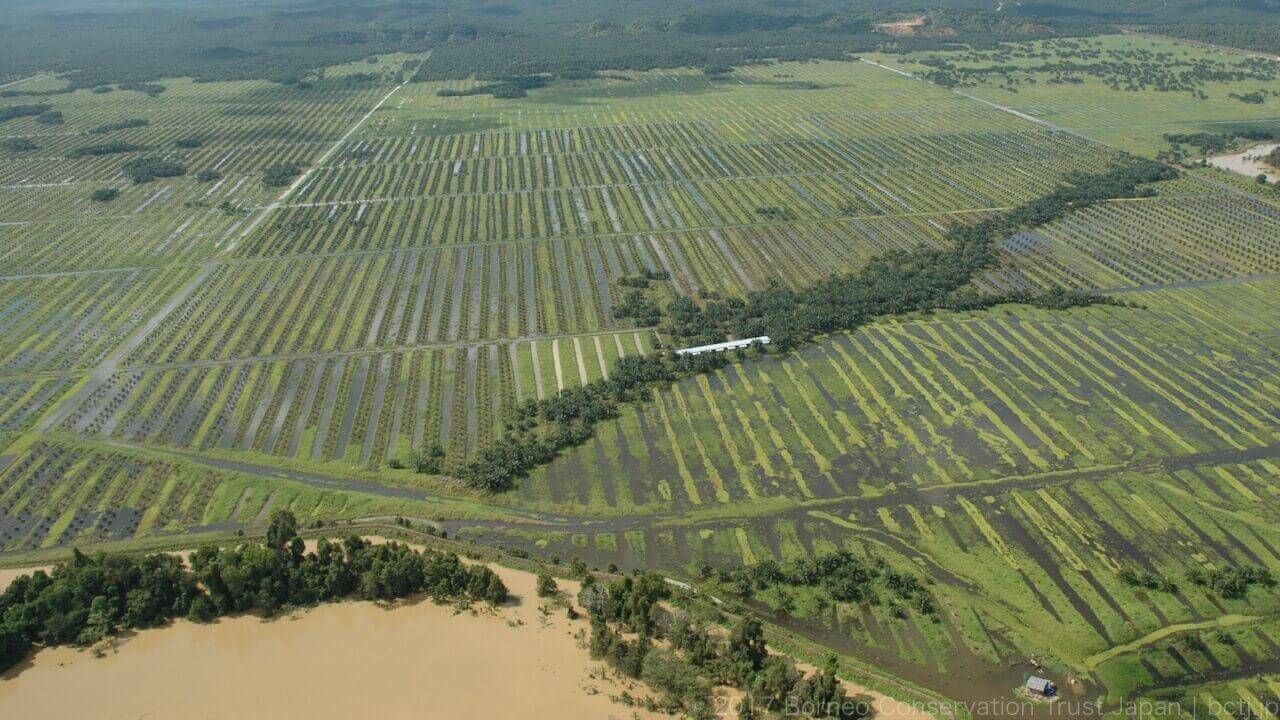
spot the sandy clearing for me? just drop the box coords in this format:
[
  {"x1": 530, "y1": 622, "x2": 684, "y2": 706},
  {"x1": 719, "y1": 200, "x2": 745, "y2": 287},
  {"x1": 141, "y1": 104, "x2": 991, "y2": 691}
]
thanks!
[
  {"x1": 0, "y1": 74, "x2": 52, "y2": 90},
  {"x1": 0, "y1": 565, "x2": 52, "y2": 590},
  {"x1": 1207, "y1": 142, "x2": 1279, "y2": 183},
  {"x1": 790, "y1": 657, "x2": 935, "y2": 720},
  {"x1": 875, "y1": 16, "x2": 928, "y2": 36}
]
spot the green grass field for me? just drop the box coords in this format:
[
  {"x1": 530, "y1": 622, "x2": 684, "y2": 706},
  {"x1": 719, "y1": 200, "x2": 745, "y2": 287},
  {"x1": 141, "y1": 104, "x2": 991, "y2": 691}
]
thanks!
[{"x1": 870, "y1": 34, "x2": 1280, "y2": 157}]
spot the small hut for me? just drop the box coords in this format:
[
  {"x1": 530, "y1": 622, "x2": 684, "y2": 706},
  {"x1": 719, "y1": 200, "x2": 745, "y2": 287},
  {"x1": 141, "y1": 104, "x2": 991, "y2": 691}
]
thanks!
[{"x1": 1025, "y1": 676, "x2": 1057, "y2": 698}]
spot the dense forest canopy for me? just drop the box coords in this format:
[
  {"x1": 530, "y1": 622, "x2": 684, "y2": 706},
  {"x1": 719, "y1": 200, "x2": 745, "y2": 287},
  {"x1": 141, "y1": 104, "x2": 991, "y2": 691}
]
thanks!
[{"x1": 2, "y1": 0, "x2": 1275, "y2": 88}]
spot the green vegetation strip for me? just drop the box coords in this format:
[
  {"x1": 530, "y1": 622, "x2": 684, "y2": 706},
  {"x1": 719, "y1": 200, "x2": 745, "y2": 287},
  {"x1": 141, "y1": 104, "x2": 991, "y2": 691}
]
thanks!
[{"x1": 1084, "y1": 614, "x2": 1263, "y2": 671}]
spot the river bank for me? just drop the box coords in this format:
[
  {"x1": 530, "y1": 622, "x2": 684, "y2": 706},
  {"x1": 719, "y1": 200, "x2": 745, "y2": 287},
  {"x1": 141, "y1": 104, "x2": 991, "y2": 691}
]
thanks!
[
  {"x1": 0, "y1": 542, "x2": 932, "y2": 720},
  {"x1": 0, "y1": 562, "x2": 669, "y2": 719}
]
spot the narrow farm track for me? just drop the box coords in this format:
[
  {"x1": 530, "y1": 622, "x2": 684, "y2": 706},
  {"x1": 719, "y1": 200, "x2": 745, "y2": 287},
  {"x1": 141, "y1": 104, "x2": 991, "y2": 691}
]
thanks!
[
  {"x1": 532, "y1": 440, "x2": 1280, "y2": 552},
  {"x1": 1082, "y1": 614, "x2": 1264, "y2": 671},
  {"x1": 0, "y1": 73, "x2": 51, "y2": 90},
  {"x1": 0, "y1": 184, "x2": 1233, "y2": 282},
  {"x1": 1069, "y1": 117, "x2": 1280, "y2": 130},
  {"x1": 0, "y1": 205, "x2": 1011, "y2": 278},
  {"x1": 268, "y1": 160, "x2": 1105, "y2": 207},
  {"x1": 949, "y1": 88, "x2": 1097, "y2": 141},
  {"x1": 1185, "y1": 169, "x2": 1280, "y2": 210},
  {"x1": 0, "y1": 265, "x2": 163, "y2": 282},
  {"x1": 0, "y1": 251, "x2": 1263, "y2": 387}
]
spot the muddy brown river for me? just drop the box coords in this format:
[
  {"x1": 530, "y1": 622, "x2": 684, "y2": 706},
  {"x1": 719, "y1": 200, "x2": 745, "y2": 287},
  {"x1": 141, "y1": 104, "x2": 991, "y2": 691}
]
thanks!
[
  {"x1": 0, "y1": 565, "x2": 669, "y2": 719},
  {"x1": 0, "y1": 556, "x2": 928, "y2": 720}
]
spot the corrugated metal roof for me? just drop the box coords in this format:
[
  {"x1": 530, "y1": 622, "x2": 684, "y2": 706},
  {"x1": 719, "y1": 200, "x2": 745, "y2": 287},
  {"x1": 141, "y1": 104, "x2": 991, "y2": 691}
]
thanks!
[{"x1": 674, "y1": 336, "x2": 771, "y2": 356}]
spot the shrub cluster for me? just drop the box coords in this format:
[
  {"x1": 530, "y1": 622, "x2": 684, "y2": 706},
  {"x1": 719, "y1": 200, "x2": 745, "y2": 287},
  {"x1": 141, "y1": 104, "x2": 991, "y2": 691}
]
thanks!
[
  {"x1": 917, "y1": 42, "x2": 1277, "y2": 95},
  {"x1": 436, "y1": 75, "x2": 550, "y2": 99},
  {"x1": 1229, "y1": 91, "x2": 1265, "y2": 104},
  {"x1": 122, "y1": 156, "x2": 185, "y2": 183},
  {"x1": 716, "y1": 552, "x2": 936, "y2": 616},
  {"x1": 613, "y1": 290, "x2": 663, "y2": 326},
  {"x1": 1187, "y1": 565, "x2": 1275, "y2": 599},
  {"x1": 0, "y1": 104, "x2": 51, "y2": 124},
  {"x1": 1118, "y1": 567, "x2": 1178, "y2": 594},
  {"x1": 669, "y1": 159, "x2": 1175, "y2": 350},
  {"x1": 617, "y1": 268, "x2": 670, "y2": 288},
  {"x1": 459, "y1": 355, "x2": 675, "y2": 491},
  {"x1": 1162, "y1": 128, "x2": 1280, "y2": 156},
  {"x1": 117, "y1": 82, "x2": 166, "y2": 97},
  {"x1": 72, "y1": 141, "x2": 143, "y2": 157},
  {"x1": 262, "y1": 162, "x2": 302, "y2": 188},
  {"x1": 89, "y1": 118, "x2": 149, "y2": 134},
  {"x1": 581, "y1": 574, "x2": 866, "y2": 719},
  {"x1": 0, "y1": 138, "x2": 37, "y2": 153}
]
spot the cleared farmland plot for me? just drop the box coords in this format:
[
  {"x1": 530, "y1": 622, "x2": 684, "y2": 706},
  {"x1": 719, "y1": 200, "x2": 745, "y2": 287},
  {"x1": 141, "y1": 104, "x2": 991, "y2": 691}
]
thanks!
[
  {"x1": 0, "y1": 72, "x2": 402, "y2": 271},
  {"x1": 0, "y1": 211, "x2": 244, "y2": 275},
  {"x1": 122, "y1": 241, "x2": 650, "y2": 362},
  {"x1": 4, "y1": 39, "x2": 1280, "y2": 707}
]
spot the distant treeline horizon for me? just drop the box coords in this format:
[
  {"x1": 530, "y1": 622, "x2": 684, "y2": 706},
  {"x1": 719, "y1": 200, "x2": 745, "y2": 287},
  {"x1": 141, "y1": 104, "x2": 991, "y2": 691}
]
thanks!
[{"x1": 2, "y1": 0, "x2": 1275, "y2": 89}]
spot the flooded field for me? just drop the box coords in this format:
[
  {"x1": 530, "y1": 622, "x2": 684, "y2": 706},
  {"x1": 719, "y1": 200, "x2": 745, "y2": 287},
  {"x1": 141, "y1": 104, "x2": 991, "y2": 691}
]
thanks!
[{"x1": 1207, "y1": 142, "x2": 1280, "y2": 182}]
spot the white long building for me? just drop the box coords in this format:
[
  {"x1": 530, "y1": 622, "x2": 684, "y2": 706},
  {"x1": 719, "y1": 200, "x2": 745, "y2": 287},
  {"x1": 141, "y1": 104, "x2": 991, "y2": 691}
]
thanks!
[{"x1": 675, "y1": 336, "x2": 771, "y2": 356}]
